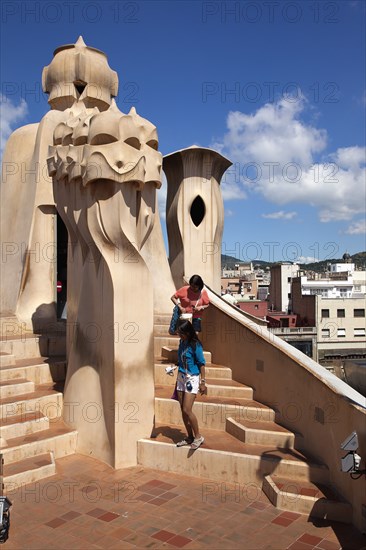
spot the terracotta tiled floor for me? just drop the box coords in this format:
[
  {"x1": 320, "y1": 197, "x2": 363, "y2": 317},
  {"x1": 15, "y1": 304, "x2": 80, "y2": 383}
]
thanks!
[{"x1": 4, "y1": 454, "x2": 365, "y2": 549}]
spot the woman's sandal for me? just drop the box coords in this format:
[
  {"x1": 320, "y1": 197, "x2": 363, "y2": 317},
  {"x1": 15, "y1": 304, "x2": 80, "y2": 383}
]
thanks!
[
  {"x1": 191, "y1": 436, "x2": 205, "y2": 450},
  {"x1": 176, "y1": 437, "x2": 194, "y2": 447}
]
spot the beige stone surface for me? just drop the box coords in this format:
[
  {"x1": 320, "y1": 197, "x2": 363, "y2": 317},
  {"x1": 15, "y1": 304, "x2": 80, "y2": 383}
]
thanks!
[
  {"x1": 42, "y1": 36, "x2": 118, "y2": 111},
  {"x1": 1, "y1": 37, "x2": 171, "y2": 469},
  {"x1": 164, "y1": 146, "x2": 231, "y2": 292},
  {"x1": 1, "y1": 38, "x2": 120, "y2": 331},
  {"x1": 48, "y1": 91, "x2": 163, "y2": 467},
  {"x1": 201, "y1": 284, "x2": 366, "y2": 531}
]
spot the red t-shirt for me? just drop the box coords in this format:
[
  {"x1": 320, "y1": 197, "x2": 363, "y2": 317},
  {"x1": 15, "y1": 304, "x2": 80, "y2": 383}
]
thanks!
[{"x1": 174, "y1": 286, "x2": 210, "y2": 318}]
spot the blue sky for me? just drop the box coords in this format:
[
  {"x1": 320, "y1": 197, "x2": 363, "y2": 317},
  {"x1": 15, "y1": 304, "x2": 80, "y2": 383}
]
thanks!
[{"x1": 1, "y1": 0, "x2": 365, "y2": 263}]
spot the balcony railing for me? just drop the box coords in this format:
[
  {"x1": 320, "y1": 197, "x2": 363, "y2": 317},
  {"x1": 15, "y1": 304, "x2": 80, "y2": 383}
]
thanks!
[{"x1": 269, "y1": 327, "x2": 316, "y2": 334}]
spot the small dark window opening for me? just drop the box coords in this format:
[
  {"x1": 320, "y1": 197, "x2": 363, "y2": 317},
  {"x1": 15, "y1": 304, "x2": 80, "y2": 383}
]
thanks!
[
  {"x1": 74, "y1": 80, "x2": 87, "y2": 96},
  {"x1": 190, "y1": 196, "x2": 206, "y2": 227}
]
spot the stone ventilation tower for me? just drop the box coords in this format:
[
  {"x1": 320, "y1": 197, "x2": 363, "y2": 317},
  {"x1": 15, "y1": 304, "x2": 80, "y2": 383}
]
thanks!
[
  {"x1": 1, "y1": 37, "x2": 168, "y2": 468},
  {"x1": 0, "y1": 36, "x2": 119, "y2": 331},
  {"x1": 164, "y1": 146, "x2": 232, "y2": 292}
]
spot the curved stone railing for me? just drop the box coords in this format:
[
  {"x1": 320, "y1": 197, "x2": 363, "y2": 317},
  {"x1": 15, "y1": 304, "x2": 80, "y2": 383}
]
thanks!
[{"x1": 201, "y1": 283, "x2": 366, "y2": 531}]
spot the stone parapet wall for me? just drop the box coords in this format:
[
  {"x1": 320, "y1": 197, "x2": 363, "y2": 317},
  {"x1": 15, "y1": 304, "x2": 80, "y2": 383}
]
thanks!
[{"x1": 201, "y1": 286, "x2": 366, "y2": 532}]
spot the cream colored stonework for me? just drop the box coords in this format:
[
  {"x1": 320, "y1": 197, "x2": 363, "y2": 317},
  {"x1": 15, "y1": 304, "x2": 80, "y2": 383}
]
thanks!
[
  {"x1": 164, "y1": 146, "x2": 231, "y2": 293},
  {"x1": 0, "y1": 37, "x2": 178, "y2": 467},
  {"x1": 47, "y1": 98, "x2": 164, "y2": 467}
]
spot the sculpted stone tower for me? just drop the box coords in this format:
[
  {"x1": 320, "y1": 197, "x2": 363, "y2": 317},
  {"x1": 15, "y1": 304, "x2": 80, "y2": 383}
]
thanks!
[
  {"x1": 48, "y1": 100, "x2": 162, "y2": 467},
  {"x1": 1, "y1": 37, "x2": 172, "y2": 467},
  {"x1": 164, "y1": 146, "x2": 232, "y2": 292},
  {"x1": 0, "y1": 37, "x2": 118, "y2": 331}
]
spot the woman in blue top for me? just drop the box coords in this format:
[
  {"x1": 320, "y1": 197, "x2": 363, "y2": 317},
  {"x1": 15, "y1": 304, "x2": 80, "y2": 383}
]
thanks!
[{"x1": 175, "y1": 320, "x2": 206, "y2": 449}]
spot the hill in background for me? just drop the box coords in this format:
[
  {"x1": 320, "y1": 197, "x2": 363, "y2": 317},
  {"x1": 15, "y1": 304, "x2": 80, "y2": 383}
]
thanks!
[{"x1": 221, "y1": 252, "x2": 366, "y2": 273}]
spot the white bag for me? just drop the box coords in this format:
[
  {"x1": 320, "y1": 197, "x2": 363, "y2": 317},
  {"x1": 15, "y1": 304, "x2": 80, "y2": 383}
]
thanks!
[{"x1": 180, "y1": 313, "x2": 193, "y2": 321}]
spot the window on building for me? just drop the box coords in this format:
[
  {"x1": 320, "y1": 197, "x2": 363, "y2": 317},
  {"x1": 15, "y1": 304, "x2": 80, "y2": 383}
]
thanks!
[
  {"x1": 354, "y1": 309, "x2": 365, "y2": 317},
  {"x1": 254, "y1": 305, "x2": 259, "y2": 310},
  {"x1": 321, "y1": 309, "x2": 330, "y2": 318},
  {"x1": 340, "y1": 289, "x2": 347, "y2": 297},
  {"x1": 288, "y1": 293, "x2": 291, "y2": 298},
  {"x1": 321, "y1": 289, "x2": 328, "y2": 297},
  {"x1": 354, "y1": 328, "x2": 366, "y2": 337},
  {"x1": 322, "y1": 329, "x2": 330, "y2": 338},
  {"x1": 287, "y1": 277, "x2": 291, "y2": 283},
  {"x1": 337, "y1": 309, "x2": 345, "y2": 318},
  {"x1": 354, "y1": 285, "x2": 361, "y2": 292},
  {"x1": 310, "y1": 288, "x2": 323, "y2": 295},
  {"x1": 337, "y1": 328, "x2": 346, "y2": 338}
]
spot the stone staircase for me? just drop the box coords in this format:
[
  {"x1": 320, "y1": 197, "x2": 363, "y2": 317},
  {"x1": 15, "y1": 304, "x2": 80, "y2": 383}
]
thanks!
[
  {"x1": 137, "y1": 313, "x2": 352, "y2": 524},
  {"x1": 0, "y1": 332, "x2": 78, "y2": 491},
  {"x1": 0, "y1": 314, "x2": 353, "y2": 523}
]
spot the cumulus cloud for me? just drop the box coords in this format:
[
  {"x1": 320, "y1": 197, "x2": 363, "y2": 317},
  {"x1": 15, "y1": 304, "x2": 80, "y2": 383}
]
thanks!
[
  {"x1": 296, "y1": 256, "x2": 320, "y2": 264},
  {"x1": 262, "y1": 210, "x2": 297, "y2": 220},
  {"x1": 0, "y1": 94, "x2": 28, "y2": 157},
  {"x1": 345, "y1": 219, "x2": 366, "y2": 235},
  {"x1": 213, "y1": 97, "x2": 366, "y2": 224},
  {"x1": 218, "y1": 98, "x2": 327, "y2": 167}
]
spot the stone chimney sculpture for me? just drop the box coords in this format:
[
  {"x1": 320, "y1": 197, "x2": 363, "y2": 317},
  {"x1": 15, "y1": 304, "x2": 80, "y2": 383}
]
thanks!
[
  {"x1": 164, "y1": 147, "x2": 232, "y2": 292},
  {"x1": 0, "y1": 37, "x2": 230, "y2": 468},
  {"x1": 1, "y1": 37, "x2": 170, "y2": 467}
]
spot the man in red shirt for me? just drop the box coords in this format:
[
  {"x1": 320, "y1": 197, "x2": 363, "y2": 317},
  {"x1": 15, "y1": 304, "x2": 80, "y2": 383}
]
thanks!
[{"x1": 171, "y1": 274, "x2": 210, "y2": 333}]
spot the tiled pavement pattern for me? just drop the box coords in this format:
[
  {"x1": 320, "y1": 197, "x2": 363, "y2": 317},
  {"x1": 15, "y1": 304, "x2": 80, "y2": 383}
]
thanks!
[{"x1": 5, "y1": 454, "x2": 365, "y2": 549}]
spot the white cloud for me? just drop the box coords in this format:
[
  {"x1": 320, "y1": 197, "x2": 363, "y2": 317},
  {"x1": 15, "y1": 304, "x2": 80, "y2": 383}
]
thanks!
[
  {"x1": 224, "y1": 209, "x2": 235, "y2": 217},
  {"x1": 157, "y1": 171, "x2": 167, "y2": 220},
  {"x1": 296, "y1": 256, "x2": 319, "y2": 264},
  {"x1": 262, "y1": 210, "x2": 297, "y2": 220},
  {"x1": 345, "y1": 220, "x2": 366, "y2": 235},
  {"x1": 0, "y1": 94, "x2": 28, "y2": 157},
  {"x1": 218, "y1": 97, "x2": 327, "y2": 168},
  {"x1": 221, "y1": 180, "x2": 247, "y2": 201},
  {"x1": 213, "y1": 97, "x2": 366, "y2": 224}
]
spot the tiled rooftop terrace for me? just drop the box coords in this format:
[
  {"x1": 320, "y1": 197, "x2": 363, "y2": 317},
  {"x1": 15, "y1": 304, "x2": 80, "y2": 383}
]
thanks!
[{"x1": 4, "y1": 454, "x2": 365, "y2": 549}]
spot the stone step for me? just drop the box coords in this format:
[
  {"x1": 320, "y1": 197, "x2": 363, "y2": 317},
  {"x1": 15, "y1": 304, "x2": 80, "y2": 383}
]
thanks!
[
  {"x1": 154, "y1": 363, "x2": 233, "y2": 386},
  {"x1": 138, "y1": 425, "x2": 329, "y2": 485},
  {"x1": 0, "y1": 378, "x2": 35, "y2": 399},
  {"x1": 161, "y1": 346, "x2": 212, "y2": 364},
  {"x1": 0, "y1": 334, "x2": 43, "y2": 359},
  {"x1": 0, "y1": 316, "x2": 27, "y2": 338},
  {"x1": 154, "y1": 324, "x2": 172, "y2": 337},
  {"x1": 155, "y1": 376, "x2": 253, "y2": 399},
  {"x1": 154, "y1": 336, "x2": 180, "y2": 356},
  {"x1": 205, "y1": 364, "x2": 233, "y2": 380},
  {"x1": 155, "y1": 375, "x2": 252, "y2": 399},
  {"x1": 0, "y1": 357, "x2": 66, "y2": 384},
  {"x1": 0, "y1": 419, "x2": 78, "y2": 464},
  {"x1": 154, "y1": 314, "x2": 172, "y2": 324},
  {"x1": 0, "y1": 411, "x2": 50, "y2": 440},
  {"x1": 154, "y1": 387, "x2": 275, "y2": 429},
  {"x1": 3, "y1": 452, "x2": 56, "y2": 492},
  {"x1": 0, "y1": 334, "x2": 66, "y2": 359},
  {"x1": 226, "y1": 417, "x2": 295, "y2": 449},
  {"x1": 205, "y1": 379, "x2": 253, "y2": 399},
  {"x1": 0, "y1": 352, "x2": 15, "y2": 367},
  {"x1": 0, "y1": 385, "x2": 64, "y2": 421},
  {"x1": 262, "y1": 474, "x2": 352, "y2": 523}
]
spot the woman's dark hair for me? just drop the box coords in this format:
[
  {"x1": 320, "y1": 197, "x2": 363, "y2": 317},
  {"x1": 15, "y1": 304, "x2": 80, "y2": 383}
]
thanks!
[
  {"x1": 189, "y1": 274, "x2": 204, "y2": 291},
  {"x1": 177, "y1": 320, "x2": 201, "y2": 346}
]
